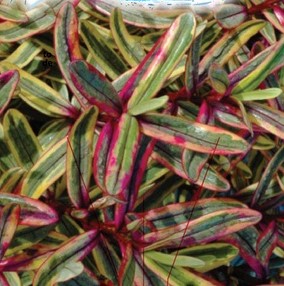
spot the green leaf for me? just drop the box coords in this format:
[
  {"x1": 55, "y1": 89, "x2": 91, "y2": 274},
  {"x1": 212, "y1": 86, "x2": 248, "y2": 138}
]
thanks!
[
  {"x1": 4, "y1": 109, "x2": 42, "y2": 170},
  {"x1": 0, "y1": 124, "x2": 17, "y2": 172},
  {"x1": 6, "y1": 225, "x2": 55, "y2": 255},
  {"x1": 54, "y1": 2, "x2": 88, "y2": 108},
  {"x1": 142, "y1": 208, "x2": 262, "y2": 250},
  {"x1": 0, "y1": 70, "x2": 19, "y2": 115},
  {"x1": 140, "y1": 113, "x2": 249, "y2": 154},
  {"x1": 125, "y1": 13, "x2": 196, "y2": 108},
  {"x1": 145, "y1": 251, "x2": 205, "y2": 267},
  {"x1": 0, "y1": 62, "x2": 78, "y2": 118},
  {"x1": 105, "y1": 113, "x2": 140, "y2": 195},
  {"x1": 21, "y1": 137, "x2": 67, "y2": 199},
  {"x1": 208, "y1": 63, "x2": 229, "y2": 94},
  {"x1": 252, "y1": 146, "x2": 284, "y2": 206},
  {"x1": 2, "y1": 272, "x2": 21, "y2": 286},
  {"x1": 4, "y1": 40, "x2": 42, "y2": 68},
  {"x1": 69, "y1": 60, "x2": 122, "y2": 117},
  {"x1": 154, "y1": 142, "x2": 230, "y2": 191},
  {"x1": 118, "y1": 243, "x2": 135, "y2": 286},
  {"x1": 0, "y1": 167, "x2": 25, "y2": 193},
  {"x1": 0, "y1": 4, "x2": 55, "y2": 42},
  {"x1": 110, "y1": 8, "x2": 146, "y2": 67},
  {"x1": 0, "y1": 4, "x2": 28, "y2": 23},
  {"x1": 233, "y1": 88, "x2": 282, "y2": 101},
  {"x1": 256, "y1": 221, "x2": 278, "y2": 267},
  {"x1": 80, "y1": 20, "x2": 128, "y2": 80},
  {"x1": 55, "y1": 261, "x2": 84, "y2": 283},
  {"x1": 144, "y1": 256, "x2": 215, "y2": 286},
  {"x1": 0, "y1": 193, "x2": 58, "y2": 226},
  {"x1": 33, "y1": 230, "x2": 98, "y2": 286},
  {"x1": 93, "y1": 121, "x2": 113, "y2": 191},
  {"x1": 91, "y1": 234, "x2": 120, "y2": 284},
  {"x1": 199, "y1": 20, "x2": 265, "y2": 76},
  {"x1": 215, "y1": 4, "x2": 248, "y2": 29},
  {"x1": 176, "y1": 243, "x2": 239, "y2": 272},
  {"x1": 67, "y1": 106, "x2": 98, "y2": 208},
  {"x1": 232, "y1": 38, "x2": 284, "y2": 93},
  {"x1": 0, "y1": 204, "x2": 20, "y2": 259},
  {"x1": 128, "y1": 96, "x2": 169, "y2": 116},
  {"x1": 182, "y1": 149, "x2": 209, "y2": 182},
  {"x1": 245, "y1": 102, "x2": 284, "y2": 139}
]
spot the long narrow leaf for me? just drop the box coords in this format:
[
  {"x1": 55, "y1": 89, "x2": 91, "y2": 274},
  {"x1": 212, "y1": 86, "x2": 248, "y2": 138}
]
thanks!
[
  {"x1": 0, "y1": 70, "x2": 19, "y2": 115},
  {"x1": 110, "y1": 8, "x2": 146, "y2": 67},
  {"x1": 0, "y1": 204, "x2": 20, "y2": 259},
  {"x1": 54, "y1": 2, "x2": 87, "y2": 107},
  {"x1": 67, "y1": 106, "x2": 98, "y2": 208},
  {"x1": 125, "y1": 13, "x2": 196, "y2": 108},
  {"x1": 69, "y1": 60, "x2": 122, "y2": 117},
  {"x1": 140, "y1": 113, "x2": 249, "y2": 154},
  {"x1": 252, "y1": 146, "x2": 284, "y2": 206},
  {"x1": 0, "y1": 62, "x2": 78, "y2": 118},
  {"x1": 33, "y1": 230, "x2": 98, "y2": 286},
  {"x1": 105, "y1": 113, "x2": 140, "y2": 196},
  {"x1": 0, "y1": 193, "x2": 58, "y2": 226},
  {"x1": 21, "y1": 137, "x2": 67, "y2": 199},
  {"x1": 3, "y1": 109, "x2": 42, "y2": 170}
]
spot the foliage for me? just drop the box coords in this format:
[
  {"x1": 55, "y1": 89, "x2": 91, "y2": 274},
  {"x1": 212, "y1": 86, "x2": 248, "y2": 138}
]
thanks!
[{"x1": 0, "y1": 0, "x2": 284, "y2": 285}]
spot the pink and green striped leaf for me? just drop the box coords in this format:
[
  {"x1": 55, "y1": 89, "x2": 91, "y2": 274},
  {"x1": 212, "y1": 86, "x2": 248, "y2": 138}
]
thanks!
[
  {"x1": 54, "y1": 2, "x2": 87, "y2": 108},
  {"x1": 0, "y1": 4, "x2": 55, "y2": 42},
  {"x1": 0, "y1": 193, "x2": 58, "y2": 226},
  {"x1": 3, "y1": 109, "x2": 42, "y2": 170},
  {"x1": 140, "y1": 113, "x2": 249, "y2": 154},
  {"x1": 139, "y1": 208, "x2": 261, "y2": 250},
  {"x1": 224, "y1": 227, "x2": 264, "y2": 277},
  {"x1": 124, "y1": 13, "x2": 196, "y2": 109},
  {"x1": 105, "y1": 113, "x2": 140, "y2": 196},
  {"x1": 33, "y1": 230, "x2": 98, "y2": 286},
  {"x1": 80, "y1": 20, "x2": 128, "y2": 80},
  {"x1": 93, "y1": 121, "x2": 113, "y2": 192},
  {"x1": 153, "y1": 141, "x2": 230, "y2": 191},
  {"x1": 199, "y1": 20, "x2": 265, "y2": 76},
  {"x1": 245, "y1": 102, "x2": 284, "y2": 139},
  {"x1": 228, "y1": 40, "x2": 282, "y2": 87},
  {"x1": 185, "y1": 32, "x2": 203, "y2": 95},
  {"x1": 110, "y1": 8, "x2": 146, "y2": 67},
  {"x1": 0, "y1": 248, "x2": 53, "y2": 272},
  {"x1": 0, "y1": 62, "x2": 78, "y2": 118},
  {"x1": 252, "y1": 145, "x2": 284, "y2": 206},
  {"x1": 232, "y1": 38, "x2": 284, "y2": 93},
  {"x1": 0, "y1": 204, "x2": 20, "y2": 259},
  {"x1": 208, "y1": 63, "x2": 229, "y2": 95},
  {"x1": 127, "y1": 198, "x2": 251, "y2": 232},
  {"x1": 0, "y1": 4, "x2": 28, "y2": 23},
  {"x1": 6, "y1": 225, "x2": 55, "y2": 255},
  {"x1": 67, "y1": 106, "x2": 98, "y2": 208},
  {"x1": 118, "y1": 243, "x2": 135, "y2": 286},
  {"x1": 69, "y1": 60, "x2": 122, "y2": 117},
  {"x1": 21, "y1": 137, "x2": 67, "y2": 199},
  {"x1": 256, "y1": 221, "x2": 278, "y2": 268},
  {"x1": 0, "y1": 70, "x2": 19, "y2": 115}
]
